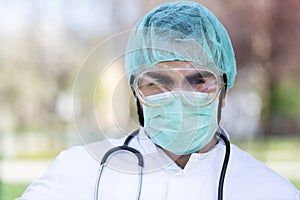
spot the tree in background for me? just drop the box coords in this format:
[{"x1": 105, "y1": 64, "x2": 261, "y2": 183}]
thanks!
[{"x1": 220, "y1": 0, "x2": 300, "y2": 137}]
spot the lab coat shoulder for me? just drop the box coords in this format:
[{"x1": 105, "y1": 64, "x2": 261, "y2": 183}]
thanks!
[
  {"x1": 16, "y1": 150, "x2": 64, "y2": 200},
  {"x1": 17, "y1": 137, "x2": 125, "y2": 200},
  {"x1": 226, "y1": 144, "x2": 300, "y2": 200}
]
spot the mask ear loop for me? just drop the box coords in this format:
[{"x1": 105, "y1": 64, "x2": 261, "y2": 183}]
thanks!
[{"x1": 130, "y1": 75, "x2": 145, "y2": 127}]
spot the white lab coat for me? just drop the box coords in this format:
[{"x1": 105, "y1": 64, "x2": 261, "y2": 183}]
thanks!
[{"x1": 18, "y1": 128, "x2": 300, "y2": 200}]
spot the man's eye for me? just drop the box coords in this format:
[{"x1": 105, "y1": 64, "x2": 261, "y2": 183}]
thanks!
[
  {"x1": 151, "y1": 79, "x2": 169, "y2": 85},
  {"x1": 190, "y1": 78, "x2": 206, "y2": 85},
  {"x1": 141, "y1": 80, "x2": 165, "y2": 88}
]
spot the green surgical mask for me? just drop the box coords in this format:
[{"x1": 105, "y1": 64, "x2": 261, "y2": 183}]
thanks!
[{"x1": 142, "y1": 92, "x2": 219, "y2": 155}]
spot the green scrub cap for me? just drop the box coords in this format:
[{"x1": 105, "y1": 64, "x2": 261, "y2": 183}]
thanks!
[{"x1": 125, "y1": 1, "x2": 236, "y2": 90}]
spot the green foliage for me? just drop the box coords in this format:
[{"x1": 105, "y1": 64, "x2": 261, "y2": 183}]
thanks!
[
  {"x1": 1, "y1": 182, "x2": 29, "y2": 200},
  {"x1": 291, "y1": 180, "x2": 300, "y2": 190},
  {"x1": 272, "y1": 80, "x2": 300, "y2": 117},
  {"x1": 235, "y1": 136, "x2": 300, "y2": 162}
]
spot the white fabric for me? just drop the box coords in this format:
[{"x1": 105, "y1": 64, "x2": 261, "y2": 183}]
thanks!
[{"x1": 18, "y1": 128, "x2": 300, "y2": 200}]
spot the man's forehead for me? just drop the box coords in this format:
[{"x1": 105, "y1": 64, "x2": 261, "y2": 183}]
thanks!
[
  {"x1": 156, "y1": 61, "x2": 198, "y2": 68},
  {"x1": 154, "y1": 60, "x2": 219, "y2": 72}
]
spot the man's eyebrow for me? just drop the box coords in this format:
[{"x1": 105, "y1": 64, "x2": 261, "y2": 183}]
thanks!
[
  {"x1": 185, "y1": 71, "x2": 214, "y2": 81},
  {"x1": 142, "y1": 71, "x2": 173, "y2": 83}
]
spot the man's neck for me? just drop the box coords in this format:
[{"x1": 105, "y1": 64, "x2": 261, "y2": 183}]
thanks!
[{"x1": 163, "y1": 137, "x2": 218, "y2": 169}]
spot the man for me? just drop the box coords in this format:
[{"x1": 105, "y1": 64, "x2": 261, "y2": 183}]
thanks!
[{"x1": 18, "y1": 1, "x2": 299, "y2": 199}]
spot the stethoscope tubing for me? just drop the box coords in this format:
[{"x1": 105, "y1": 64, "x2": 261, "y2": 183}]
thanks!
[
  {"x1": 95, "y1": 129, "x2": 230, "y2": 200},
  {"x1": 218, "y1": 131, "x2": 231, "y2": 200}
]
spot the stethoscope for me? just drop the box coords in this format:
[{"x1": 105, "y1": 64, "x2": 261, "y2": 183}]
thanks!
[{"x1": 94, "y1": 128, "x2": 230, "y2": 200}]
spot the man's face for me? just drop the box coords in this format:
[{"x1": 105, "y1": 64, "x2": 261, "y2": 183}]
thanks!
[{"x1": 134, "y1": 61, "x2": 226, "y2": 155}]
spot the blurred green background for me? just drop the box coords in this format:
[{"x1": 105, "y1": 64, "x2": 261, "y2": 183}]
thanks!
[{"x1": 0, "y1": 0, "x2": 299, "y2": 199}]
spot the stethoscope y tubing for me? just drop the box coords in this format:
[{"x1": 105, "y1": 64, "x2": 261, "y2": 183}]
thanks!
[
  {"x1": 95, "y1": 129, "x2": 230, "y2": 200},
  {"x1": 94, "y1": 145, "x2": 143, "y2": 200}
]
